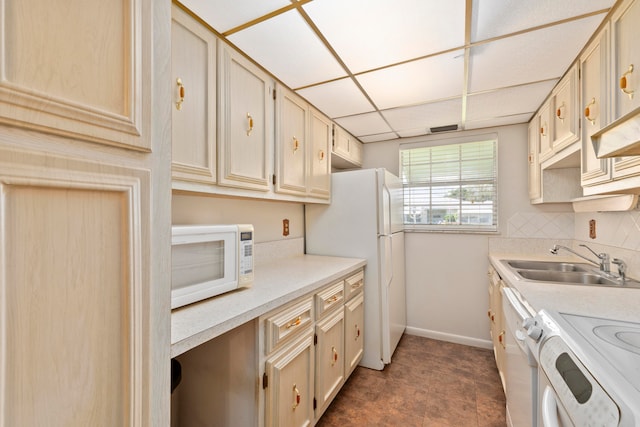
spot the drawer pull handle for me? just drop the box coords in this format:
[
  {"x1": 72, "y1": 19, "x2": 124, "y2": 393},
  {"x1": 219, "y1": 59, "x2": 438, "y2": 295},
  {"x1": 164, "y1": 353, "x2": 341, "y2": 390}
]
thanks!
[
  {"x1": 620, "y1": 64, "x2": 634, "y2": 99},
  {"x1": 327, "y1": 295, "x2": 339, "y2": 305},
  {"x1": 175, "y1": 78, "x2": 185, "y2": 110},
  {"x1": 285, "y1": 316, "x2": 302, "y2": 329},
  {"x1": 246, "y1": 112, "x2": 254, "y2": 136},
  {"x1": 584, "y1": 97, "x2": 597, "y2": 125},
  {"x1": 555, "y1": 102, "x2": 565, "y2": 121},
  {"x1": 350, "y1": 281, "x2": 362, "y2": 289},
  {"x1": 331, "y1": 346, "x2": 339, "y2": 366},
  {"x1": 292, "y1": 384, "x2": 301, "y2": 410}
]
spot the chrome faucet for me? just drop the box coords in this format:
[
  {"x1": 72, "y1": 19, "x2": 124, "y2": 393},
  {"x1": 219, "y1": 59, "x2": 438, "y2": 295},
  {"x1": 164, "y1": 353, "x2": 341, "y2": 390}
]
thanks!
[
  {"x1": 550, "y1": 244, "x2": 611, "y2": 273},
  {"x1": 612, "y1": 258, "x2": 627, "y2": 283}
]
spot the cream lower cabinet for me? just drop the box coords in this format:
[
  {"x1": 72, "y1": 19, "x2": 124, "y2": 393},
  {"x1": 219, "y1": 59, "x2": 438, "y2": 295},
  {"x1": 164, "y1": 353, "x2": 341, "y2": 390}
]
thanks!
[
  {"x1": 261, "y1": 269, "x2": 364, "y2": 426},
  {"x1": 171, "y1": 4, "x2": 217, "y2": 186},
  {"x1": 488, "y1": 265, "x2": 505, "y2": 390}
]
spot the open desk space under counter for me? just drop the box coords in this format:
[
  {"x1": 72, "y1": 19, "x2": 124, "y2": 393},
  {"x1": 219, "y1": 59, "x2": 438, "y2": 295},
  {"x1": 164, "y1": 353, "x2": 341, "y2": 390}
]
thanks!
[{"x1": 171, "y1": 252, "x2": 366, "y2": 427}]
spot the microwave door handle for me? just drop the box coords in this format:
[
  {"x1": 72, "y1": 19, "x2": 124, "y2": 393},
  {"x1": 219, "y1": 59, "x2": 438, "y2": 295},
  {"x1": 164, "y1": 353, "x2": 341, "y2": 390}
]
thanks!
[{"x1": 542, "y1": 386, "x2": 560, "y2": 427}]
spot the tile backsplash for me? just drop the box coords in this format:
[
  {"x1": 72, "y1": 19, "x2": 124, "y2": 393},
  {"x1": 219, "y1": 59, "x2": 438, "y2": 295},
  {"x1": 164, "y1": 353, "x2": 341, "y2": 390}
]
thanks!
[
  {"x1": 575, "y1": 211, "x2": 640, "y2": 251},
  {"x1": 506, "y1": 212, "x2": 574, "y2": 239}
]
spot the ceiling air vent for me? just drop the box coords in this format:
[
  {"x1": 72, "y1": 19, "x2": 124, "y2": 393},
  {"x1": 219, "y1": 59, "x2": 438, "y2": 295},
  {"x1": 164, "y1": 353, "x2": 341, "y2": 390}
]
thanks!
[{"x1": 430, "y1": 124, "x2": 458, "y2": 133}]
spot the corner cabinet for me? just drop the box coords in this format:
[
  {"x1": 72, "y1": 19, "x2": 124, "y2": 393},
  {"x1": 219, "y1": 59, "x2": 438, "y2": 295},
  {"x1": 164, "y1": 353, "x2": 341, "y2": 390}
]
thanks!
[
  {"x1": 171, "y1": 5, "x2": 217, "y2": 186},
  {"x1": 0, "y1": 0, "x2": 171, "y2": 424},
  {"x1": 332, "y1": 125, "x2": 363, "y2": 169},
  {"x1": 218, "y1": 40, "x2": 274, "y2": 192}
]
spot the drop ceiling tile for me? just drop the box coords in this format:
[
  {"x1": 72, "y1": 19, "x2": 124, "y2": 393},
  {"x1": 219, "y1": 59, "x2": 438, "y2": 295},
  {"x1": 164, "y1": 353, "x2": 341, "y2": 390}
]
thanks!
[
  {"x1": 356, "y1": 51, "x2": 464, "y2": 110},
  {"x1": 465, "y1": 113, "x2": 533, "y2": 130},
  {"x1": 466, "y1": 80, "x2": 558, "y2": 122},
  {"x1": 469, "y1": 13, "x2": 606, "y2": 92},
  {"x1": 303, "y1": 0, "x2": 465, "y2": 73},
  {"x1": 334, "y1": 112, "x2": 393, "y2": 137},
  {"x1": 381, "y1": 98, "x2": 462, "y2": 132},
  {"x1": 228, "y1": 10, "x2": 347, "y2": 89},
  {"x1": 471, "y1": 0, "x2": 615, "y2": 42},
  {"x1": 179, "y1": 0, "x2": 291, "y2": 34},
  {"x1": 359, "y1": 133, "x2": 398, "y2": 143},
  {"x1": 296, "y1": 78, "x2": 374, "y2": 118}
]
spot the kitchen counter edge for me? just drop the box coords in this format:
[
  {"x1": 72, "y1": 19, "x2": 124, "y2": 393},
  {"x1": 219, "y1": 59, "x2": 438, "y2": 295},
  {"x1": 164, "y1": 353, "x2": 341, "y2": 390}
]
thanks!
[{"x1": 171, "y1": 254, "x2": 367, "y2": 358}]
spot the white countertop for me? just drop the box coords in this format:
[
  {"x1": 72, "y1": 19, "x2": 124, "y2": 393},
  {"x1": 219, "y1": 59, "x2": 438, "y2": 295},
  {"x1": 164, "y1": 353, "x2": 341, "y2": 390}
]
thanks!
[
  {"x1": 490, "y1": 253, "x2": 640, "y2": 323},
  {"x1": 171, "y1": 254, "x2": 366, "y2": 357}
]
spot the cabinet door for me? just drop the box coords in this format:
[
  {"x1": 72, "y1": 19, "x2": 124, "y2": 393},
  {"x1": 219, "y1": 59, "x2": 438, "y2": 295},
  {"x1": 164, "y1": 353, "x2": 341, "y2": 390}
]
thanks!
[
  {"x1": 581, "y1": 25, "x2": 611, "y2": 188},
  {"x1": 0, "y1": 148, "x2": 151, "y2": 426},
  {"x1": 308, "y1": 108, "x2": 331, "y2": 199},
  {"x1": 314, "y1": 308, "x2": 345, "y2": 417},
  {"x1": 265, "y1": 331, "x2": 314, "y2": 427},
  {"x1": 333, "y1": 125, "x2": 351, "y2": 158},
  {"x1": 551, "y1": 64, "x2": 579, "y2": 153},
  {"x1": 0, "y1": 0, "x2": 152, "y2": 151},
  {"x1": 611, "y1": 0, "x2": 640, "y2": 120},
  {"x1": 527, "y1": 120, "x2": 541, "y2": 200},
  {"x1": 275, "y1": 87, "x2": 308, "y2": 196},
  {"x1": 218, "y1": 41, "x2": 273, "y2": 191},
  {"x1": 350, "y1": 137, "x2": 363, "y2": 166},
  {"x1": 171, "y1": 5, "x2": 217, "y2": 186},
  {"x1": 537, "y1": 102, "x2": 553, "y2": 162},
  {"x1": 344, "y1": 292, "x2": 364, "y2": 377}
]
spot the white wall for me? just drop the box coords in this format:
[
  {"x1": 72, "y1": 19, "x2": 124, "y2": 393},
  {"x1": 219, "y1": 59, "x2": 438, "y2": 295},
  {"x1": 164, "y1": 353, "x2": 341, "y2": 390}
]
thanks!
[{"x1": 363, "y1": 124, "x2": 574, "y2": 347}]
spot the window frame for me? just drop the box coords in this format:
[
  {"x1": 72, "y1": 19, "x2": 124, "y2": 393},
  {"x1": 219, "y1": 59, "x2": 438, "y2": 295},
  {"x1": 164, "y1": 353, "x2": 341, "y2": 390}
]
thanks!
[{"x1": 399, "y1": 133, "x2": 499, "y2": 234}]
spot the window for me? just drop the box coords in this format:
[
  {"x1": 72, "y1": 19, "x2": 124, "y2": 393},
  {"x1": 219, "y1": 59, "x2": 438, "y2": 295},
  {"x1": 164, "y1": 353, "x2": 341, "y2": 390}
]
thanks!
[{"x1": 400, "y1": 137, "x2": 498, "y2": 232}]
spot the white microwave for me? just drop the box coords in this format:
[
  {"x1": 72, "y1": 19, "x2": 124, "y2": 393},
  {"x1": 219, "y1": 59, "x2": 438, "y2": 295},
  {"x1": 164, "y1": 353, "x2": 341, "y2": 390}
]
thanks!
[{"x1": 171, "y1": 224, "x2": 254, "y2": 309}]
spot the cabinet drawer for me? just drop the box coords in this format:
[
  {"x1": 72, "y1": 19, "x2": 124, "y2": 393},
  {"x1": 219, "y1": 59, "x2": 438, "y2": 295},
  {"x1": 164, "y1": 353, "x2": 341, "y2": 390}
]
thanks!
[
  {"x1": 315, "y1": 281, "x2": 344, "y2": 319},
  {"x1": 344, "y1": 270, "x2": 364, "y2": 301},
  {"x1": 264, "y1": 297, "x2": 313, "y2": 354}
]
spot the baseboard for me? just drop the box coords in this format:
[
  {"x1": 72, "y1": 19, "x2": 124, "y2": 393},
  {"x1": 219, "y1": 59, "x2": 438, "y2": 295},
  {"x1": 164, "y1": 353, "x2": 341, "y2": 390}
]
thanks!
[{"x1": 404, "y1": 326, "x2": 493, "y2": 350}]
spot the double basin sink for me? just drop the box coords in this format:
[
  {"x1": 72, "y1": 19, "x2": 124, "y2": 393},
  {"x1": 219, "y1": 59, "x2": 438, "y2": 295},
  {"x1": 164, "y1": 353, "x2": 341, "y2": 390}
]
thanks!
[{"x1": 502, "y1": 259, "x2": 640, "y2": 288}]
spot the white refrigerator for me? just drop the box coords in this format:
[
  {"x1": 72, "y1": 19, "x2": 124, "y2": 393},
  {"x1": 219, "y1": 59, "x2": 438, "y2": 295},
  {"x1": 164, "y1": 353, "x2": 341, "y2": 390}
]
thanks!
[{"x1": 305, "y1": 168, "x2": 406, "y2": 370}]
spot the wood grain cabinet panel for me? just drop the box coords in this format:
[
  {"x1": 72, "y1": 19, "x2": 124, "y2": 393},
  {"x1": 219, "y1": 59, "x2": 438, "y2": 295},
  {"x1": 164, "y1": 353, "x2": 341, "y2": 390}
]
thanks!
[
  {"x1": 171, "y1": 5, "x2": 217, "y2": 185},
  {"x1": 0, "y1": 148, "x2": 149, "y2": 426},
  {"x1": 0, "y1": 0, "x2": 152, "y2": 151}
]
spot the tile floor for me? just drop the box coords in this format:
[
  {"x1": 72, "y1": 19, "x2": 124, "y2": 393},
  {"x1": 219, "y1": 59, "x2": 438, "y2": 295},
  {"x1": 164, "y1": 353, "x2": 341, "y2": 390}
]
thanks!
[{"x1": 316, "y1": 334, "x2": 506, "y2": 427}]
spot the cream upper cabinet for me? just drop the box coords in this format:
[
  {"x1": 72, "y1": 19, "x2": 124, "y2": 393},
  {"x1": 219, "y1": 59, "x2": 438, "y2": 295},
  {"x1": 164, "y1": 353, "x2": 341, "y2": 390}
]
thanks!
[
  {"x1": 171, "y1": 5, "x2": 217, "y2": 186},
  {"x1": 332, "y1": 125, "x2": 363, "y2": 169},
  {"x1": 581, "y1": 25, "x2": 612, "y2": 190},
  {"x1": 527, "y1": 120, "x2": 541, "y2": 201},
  {"x1": 275, "y1": 87, "x2": 308, "y2": 196},
  {"x1": 537, "y1": 101, "x2": 553, "y2": 162},
  {"x1": 551, "y1": 64, "x2": 580, "y2": 153},
  {"x1": 0, "y1": 0, "x2": 153, "y2": 151},
  {"x1": 611, "y1": 0, "x2": 640, "y2": 120},
  {"x1": 218, "y1": 40, "x2": 274, "y2": 192},
  {"x1": 308, "y1": 108, "x2": 332, "y2": 199}
]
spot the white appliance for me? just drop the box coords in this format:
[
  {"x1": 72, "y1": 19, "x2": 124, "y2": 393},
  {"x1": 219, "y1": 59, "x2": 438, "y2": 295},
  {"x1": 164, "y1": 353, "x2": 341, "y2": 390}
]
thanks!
[
  {"x1": 171, "y1": 224, "x2": 254, "y2": 309},
  {"x1": 305, "y1": 168, "x2": 406, "y2": 370},
  {"x1": 525, "y1": 309, "x2": 640, "y2": 426},
  {"x1": 502, "y1": 287, "x2": 538, "y2": 427}
]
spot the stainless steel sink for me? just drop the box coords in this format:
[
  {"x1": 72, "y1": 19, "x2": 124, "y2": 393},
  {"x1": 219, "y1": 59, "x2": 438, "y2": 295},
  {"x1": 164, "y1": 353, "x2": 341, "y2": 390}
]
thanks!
[
  {"x1": 501, "y1": 259, "x2": 640, "y2": 288},
  {"x1": 504, "y1": 260, "x2": 591, "y2": 272}
]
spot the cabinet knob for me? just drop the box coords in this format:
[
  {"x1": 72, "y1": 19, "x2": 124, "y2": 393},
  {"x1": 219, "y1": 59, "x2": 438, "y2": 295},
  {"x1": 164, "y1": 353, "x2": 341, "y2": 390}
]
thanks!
[
  {"x1": 331, "y1": 346, "x2": 339, "y2": 366},
  {"x1": 175, "y1": 78, "x2": 185, "y2": 110},
  {"x1": 292, "y1": 384, "x2": 301, "y2": 410},
  {"x1": 318, "y1": 150, "x2": 325, "y2": 161},
  {"x1": 555, "y1": 102, "x2": 565, "y2": 121},
  {"x1": 584, "y1": 97, "x2": 597, "y2": 125},
  {"x1": 355, "y1": 324, "x2": 360, "y2": 339},
  {"x1": 540, "y1": 122, "x2": 547, "y2": 137},
  {"x1": 620, "y1": 64, "x2": 634, "y2": 99},
  {"x1": 246, "y1": 113, "x2": 254, "y2": 136},
  {"x1": 292, "y1": 137, "x2": 299, "y2": 152}
]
